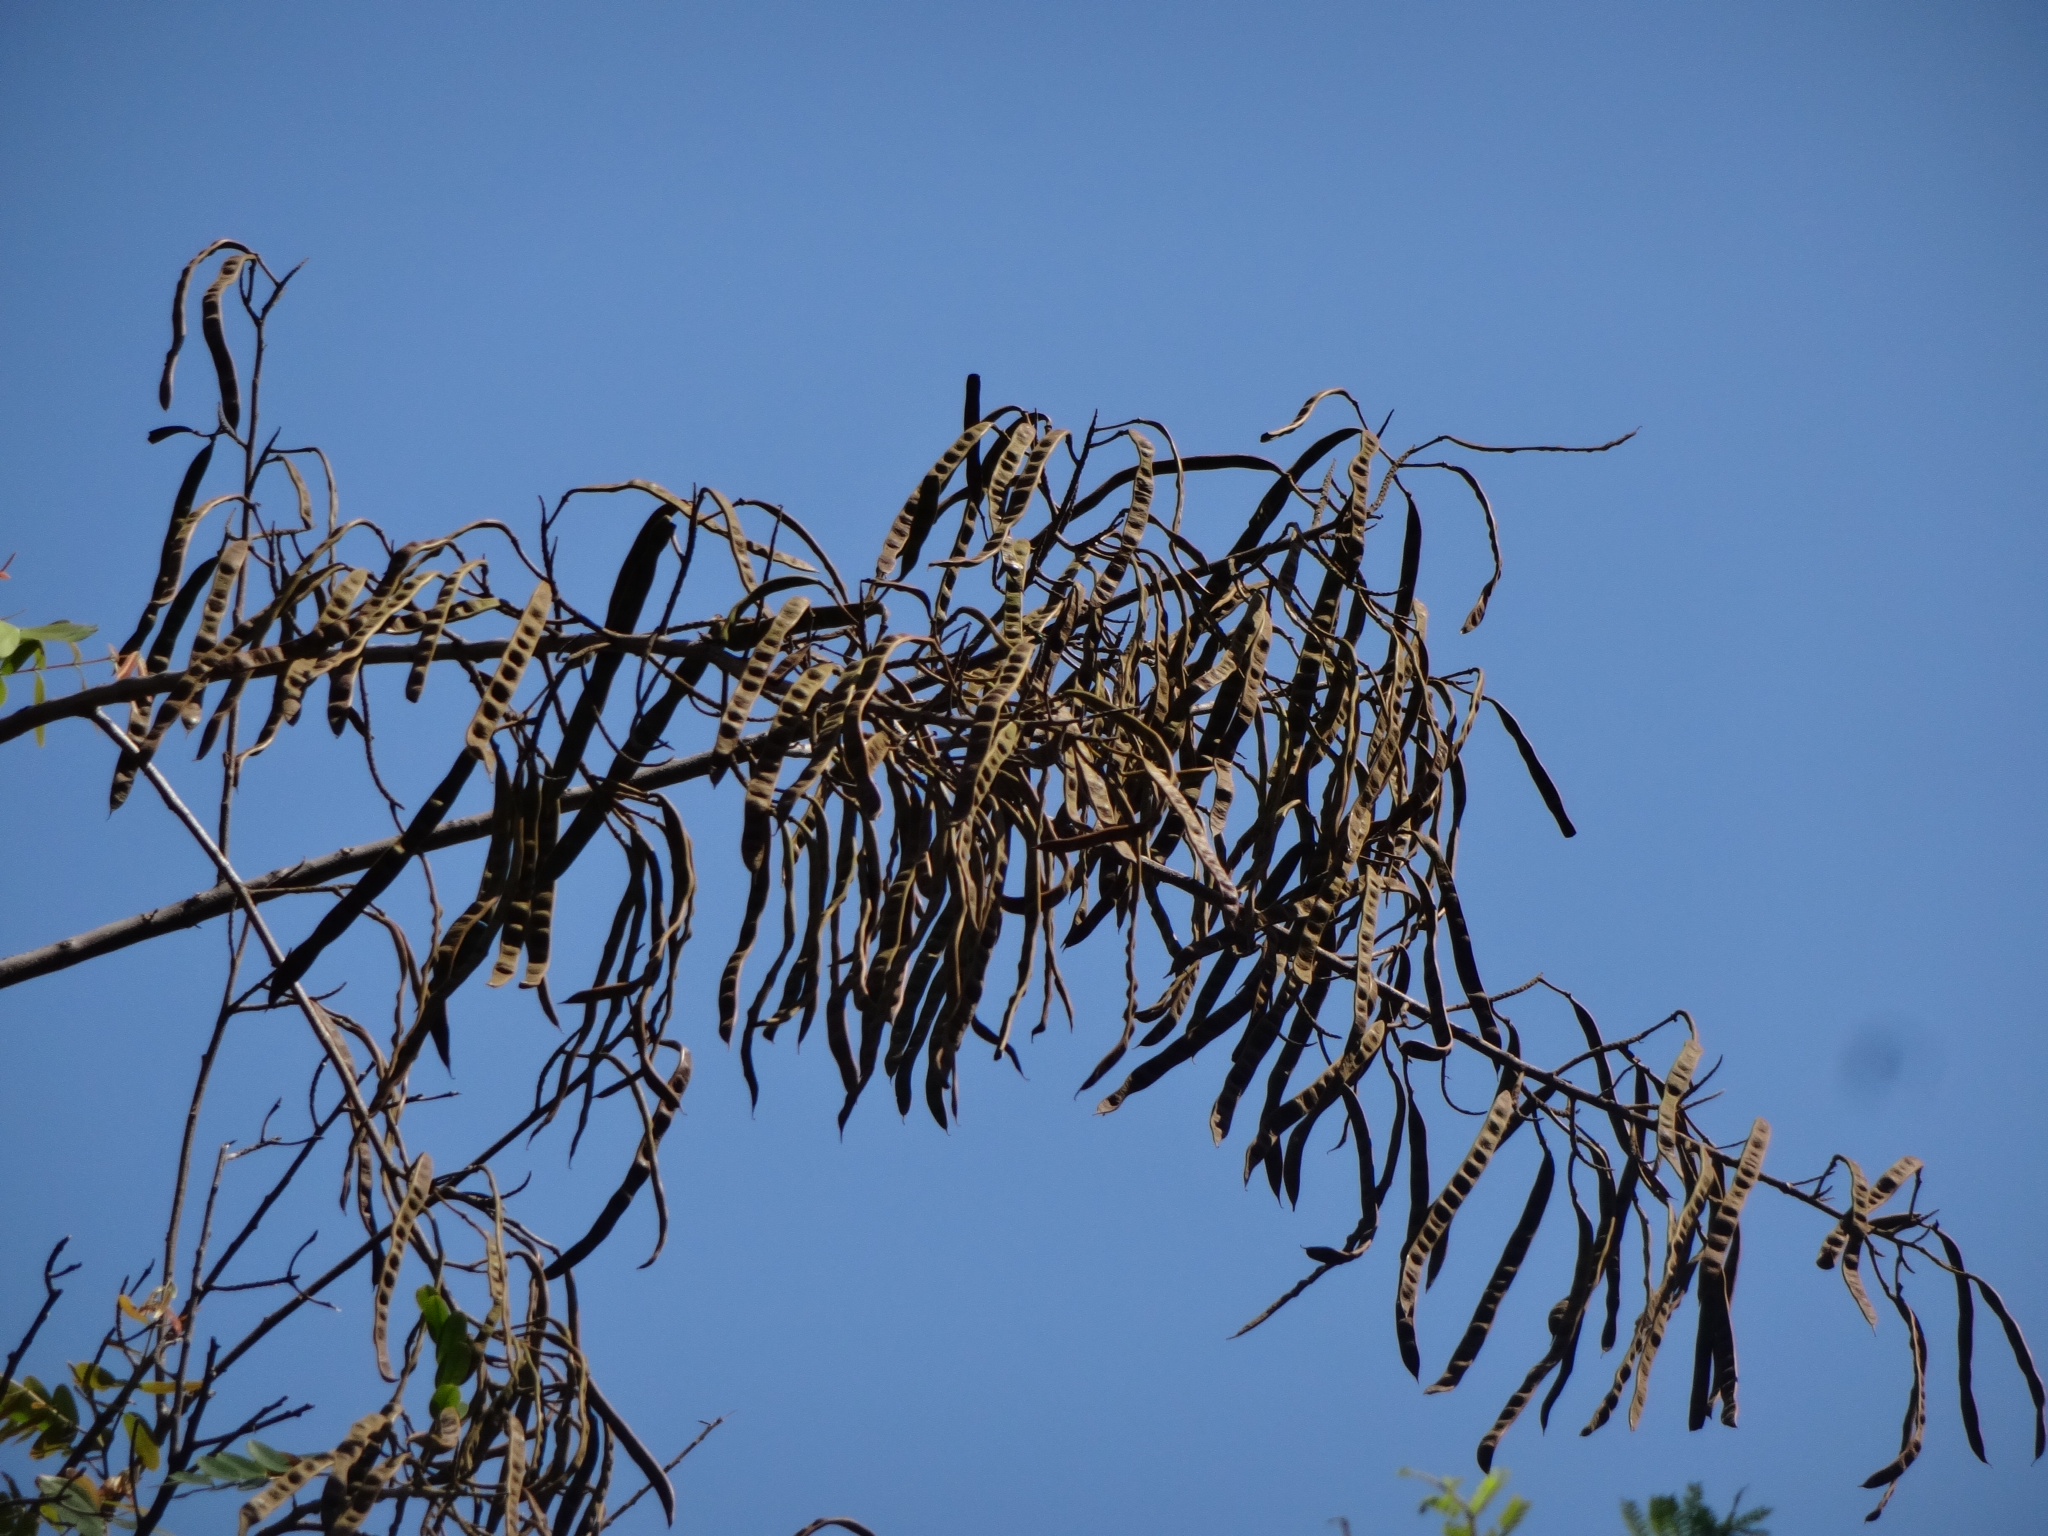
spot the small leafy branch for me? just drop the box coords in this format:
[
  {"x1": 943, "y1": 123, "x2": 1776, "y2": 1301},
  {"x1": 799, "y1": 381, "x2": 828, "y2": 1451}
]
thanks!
[
  {"x1": 0, "y1": 243, "x2": 2040, "y2": 1534},
  {"x1": 1620, "y1": 1483, "x2": 1771, "y2": 1536},
  {"x1": 0, "y1": 579, "x2": 97, "y2": 743},
  {"x1": 1402, "y1": 1468, "x2": 1529, "y2": 1536}
]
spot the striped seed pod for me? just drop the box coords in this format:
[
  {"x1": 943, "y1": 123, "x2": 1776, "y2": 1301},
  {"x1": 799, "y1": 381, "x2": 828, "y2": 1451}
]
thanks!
[
  {"x1": 372, "y1": 1154, "x2": 435, "y2": 1381},
  {"x1": 465, "y1": 583, "x2": 554, "y2": 772}
]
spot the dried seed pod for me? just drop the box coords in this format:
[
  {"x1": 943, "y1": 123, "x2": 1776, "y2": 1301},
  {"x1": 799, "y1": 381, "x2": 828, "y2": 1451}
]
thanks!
[
  {"x1": 875, "y1": 422, "x2": 995, "y2": 580},
  {"x1": 120, "y1": 443, "x2": 217, "y2": 657},
  {"x1": 713, "y1": 596, "x2": 811, "y2": 767},
  {"x1": 502, "y1": 1414, "x2": 526, "y2": 1536},
  {"x1": 1428, "y1": 1142, "x2": 1554, "y2": 1394},
  {"x1": 407, "y1": 561, "x2": 483, "y2": 703},
  {"x1": 238, "y1": 1450, "x2": 333, "y2": 1536},
  {"x1": 1096, "y1": 432, "x2": 1154, "y2": 600},
  {"x1": 328, "y1": 1451, "x2": 407, "y2": 1534},
  {"x1": 1396, "y1": 1089, "x2": 1521, "y2": 1378},
  {"x1": 1656, "y1": 1033, "x2": 1703, "y2": 1170},
  {"x1": 372, "y1": 1154, "x2": 435, "y2": 1382},
  {"x1": 316, "y1": 1408, "x2": 394, "y2": 1536},
  {"x1": 465, "y1": 582, "x2": 554, "y2": 771},
  {"x1": 200, "y1": 253, "x2": 250, "y2": 430}
]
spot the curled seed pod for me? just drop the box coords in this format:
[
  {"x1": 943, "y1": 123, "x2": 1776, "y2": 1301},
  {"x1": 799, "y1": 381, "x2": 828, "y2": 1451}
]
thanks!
[
  {"x1": 158, "y1": 239, "x2": 249, "y2": 409},
  {"x1": 1846, "y1": 1200, "x2": 1892, "y2": 1333},
  {"x1": 465, "y1": 582, "x2": 554, "y2": 772},
  {"x1": 1828, "y1": 1154, "x2": 1920, "y2": 1331},
  {"x1": 1260, "y1": 386, "x2": 1358, "y2": 442},
  {"x1": 201, "y1": 254, "x2": 250, "y2": 431},
  {"x1": 1693, "y1": 1119, "x2": 1771, "y2": 1427},
  {"x1": 1861, "y1": 1288, "x2": 1930, "y2": 1519},
  {"x1": 278, "y1": 453, "x2": 315, "y2": 530},
  {"x1": 544, "y1": 1051, "x2": 693, "y2": 1277},
  {"x1": 544, "y1": 498, "x2": 680, "y2": 806},
  {"x1": 701, "y1": 486, "x2": 760, "y2": 591},
  {"x1": 373, "y1": 1154, "x2": 435, "y2": 1382}
]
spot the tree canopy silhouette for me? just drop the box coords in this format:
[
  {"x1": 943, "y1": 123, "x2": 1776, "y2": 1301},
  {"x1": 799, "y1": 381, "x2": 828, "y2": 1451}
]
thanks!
[{"x1": 2, "y1": 243, "x2": 2039, "y2": 1536}]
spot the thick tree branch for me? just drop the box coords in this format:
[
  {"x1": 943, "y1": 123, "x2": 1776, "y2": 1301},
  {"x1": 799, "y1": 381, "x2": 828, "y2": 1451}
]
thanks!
[{"x1": 0, "y1": 747, "x2": 727, "y2": 992}]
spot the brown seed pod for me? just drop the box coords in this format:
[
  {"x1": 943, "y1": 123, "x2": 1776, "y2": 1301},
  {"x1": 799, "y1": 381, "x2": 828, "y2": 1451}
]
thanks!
[
  {"x1": 465, "y1": 582, "x2": 554, "y2": 771},
  {"x1": 372, "y1": 1154, "x2": 434, "y2": 1382}
]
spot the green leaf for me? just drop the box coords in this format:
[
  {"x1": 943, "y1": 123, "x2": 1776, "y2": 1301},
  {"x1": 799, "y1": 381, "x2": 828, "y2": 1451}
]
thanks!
[
  {"x1": 0, "y1": 621, "x2": 19, "y2": 662},
  {"x1": 166, "y1": 1451, "x2": 270, "y2": 1490},
  {"x1": 34, "y1": 1475, "x2": 104, "y2": 1536},
  {"x1": 123, "y1": 1416, "x2": 159, "y2": 1472},
  {"x1": 242, "y1": 1442, "x2": 298, "y2": 1476},
  {"x1": 427, "y1": 1383, "x2": 464, "y2": 1419},
  {"x1": 44, "y1": 1386, "x2": 75, "y2": 1429},
  {"x1": 18, "y1": 621, "x2": 95, "y2": 646}
]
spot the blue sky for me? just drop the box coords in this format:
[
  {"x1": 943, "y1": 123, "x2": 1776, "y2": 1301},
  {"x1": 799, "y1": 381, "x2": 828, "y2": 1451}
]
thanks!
[{"x1": 2, "y1": 4, "x2": 2044, "y2": 1532}]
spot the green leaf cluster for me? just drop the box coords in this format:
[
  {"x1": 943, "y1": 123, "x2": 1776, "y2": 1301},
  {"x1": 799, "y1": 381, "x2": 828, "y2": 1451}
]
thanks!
[
  {"x1": 1620, "y1": 1484, "x2": 1771, "y2": 1536},
  {"x1": 0, "y1": 1380, "x2": 80, "y2": 1462},
  {"x1": 164, "y1": 1439, "x2": 298, "y2": 1491},
  {"x1": 1402, "y1": 1469, "x2": 1529, "y2": 1536},
  {"x1": 29, "y1": 1474, "x2": 109, "y2": 1536},
  {"x1": 0, "y1": 620, "x2": 94, "y2": 713}
]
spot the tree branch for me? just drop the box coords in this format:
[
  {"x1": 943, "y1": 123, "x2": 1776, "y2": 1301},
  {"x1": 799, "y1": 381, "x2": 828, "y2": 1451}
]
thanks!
[
  {"x1": 0, "y1": 603, "x2": 879, "y2": 748},
  {"x1": 0, "y1": 748, "x2": 728, "y2": 992}
]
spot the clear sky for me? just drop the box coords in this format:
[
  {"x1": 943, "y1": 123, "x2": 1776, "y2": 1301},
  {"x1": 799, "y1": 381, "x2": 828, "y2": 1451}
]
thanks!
[{"x1": 2, "y1": 4, "x2": 2044, "y2": 1533}]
